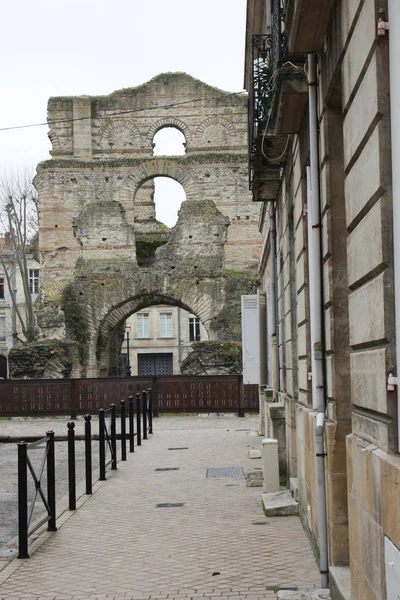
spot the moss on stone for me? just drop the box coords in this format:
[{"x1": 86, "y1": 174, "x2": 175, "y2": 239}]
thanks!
[
  {"x1": 181, "y1": 341, "x2": 242, "y2": 375},
  {"x1": 9, "y1": 340, "x2": 74, "y2": 379},
  {"x1": 136, "y1": 238, "x2": 168, "y2": 266},
  {"x1": 37, "y1": 152, "x2": 248, "y2": 171},
  {"x1": 61, "y1": 284, "x2": 89, "y2": 361}
]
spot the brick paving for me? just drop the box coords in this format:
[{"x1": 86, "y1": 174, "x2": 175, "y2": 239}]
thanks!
[{"x1": 0, "y1": 415, "x2": 320, "y2": 600}]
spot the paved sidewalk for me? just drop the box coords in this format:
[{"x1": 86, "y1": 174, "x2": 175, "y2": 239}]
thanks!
[{"x1": 0, "y1": 415, "x2": 320, "y2": 600}]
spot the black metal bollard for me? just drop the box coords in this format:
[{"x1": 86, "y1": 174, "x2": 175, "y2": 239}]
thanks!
[
  {"x1": 85, "y1": 414, "x2": 92, "y2": 494},
  {"x1": 111, "y1": 403, "x2": 117, "y2": 470},
  {"x1": 99, "y1": 408, "x2": 106, "y2": 481},
  {"x1": 67, "y1": 422, "x2": 76, "y2": 510},
  {"x1": 136, "y1": 392, "x2": 142, "y2": 446},
  {"x1": 17, "y1": 441, "x2": 29, "y2": 559},
  {"x1": 142, "y1": 390, "x2": 148, "y2": 440},
  {"x1": 47, "y1": 431, "x2": 57, "y2": 532},
  {"x1": 148, "y1": 388, "x2": 153, "y2": 434},
  {"x1": 129, "y1": 395, "x2": 134, "y2": 453},
  {"x1": 120, "y1": 399, "x2": 127, "y2": 461}
]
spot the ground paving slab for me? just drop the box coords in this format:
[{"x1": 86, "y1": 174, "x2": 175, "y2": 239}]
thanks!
[{"x1": 0, "y1": 415, "x2": 320, "y2": 600}]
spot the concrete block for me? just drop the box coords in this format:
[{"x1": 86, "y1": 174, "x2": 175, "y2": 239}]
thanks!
[
  {"x1": 342, "y1": 0, "x2": 375, "y2": 107},
  {"x1": 343, "y1": 55, "x2": 378, "y2": 170},
  {"x1": 345, "y1": 127, "x2": 381, "y2": 228},
  {"x1": 262, "y1": 490, "x2": 299, "y2": 516},
  {"x1": 248, "y1": 449, "x2": 262, "y2": 459},
  {"x1": 347, "y1": 200, "x2": 384, "y2": 287},
  {"x1": 350, "y1": 348, "x2": 387, "y2": 414},
  {"x1": 348, "y1": 273, "x2": 385, "y2": 346},
  {"x1": 329, "y1": 566, "x2": 351, "y2": 600}
]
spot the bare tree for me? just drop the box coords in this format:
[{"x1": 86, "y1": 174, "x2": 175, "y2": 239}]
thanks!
[{"x1": 0, "y1": 168, "x2": 39, "y2": 343}]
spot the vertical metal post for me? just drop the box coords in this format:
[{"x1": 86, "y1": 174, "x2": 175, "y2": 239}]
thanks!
[
  {"x1": 67, "y1": 422, "x2": 76, "y2": 510},
  {"x1": 18, "y1": 441, "x2": 29, "y2": 558},
  {"x1": 142, "y1": 390, "x2": 148, "y2": 440},
  {"x1": 99, "y1": 408, "x2": 106, "y2": 481},
  {"x1": 238, "y1": 376, "x2": 245, "y2": 418},
  {"x1": 84, "y1": 414, "x2": 92, "y2": 494},
  {"x1": 129, "y1": 395, "x2": 134, "y2": 453},
  {"x1": 47, "y1": 431, "x2": 57, "y2": 532},
  {"x1": 120, "y1": 399, "x2": 127, "y2": 461},
  {"x1": 136, "y1": 392, "x2": 142, "y2": 446},
  {"x1": 111, "y1": 403, "x2": 117, "y2": 470},
  {"x1": 148, "y1": 388, "x2": 153, "y2": 434}
]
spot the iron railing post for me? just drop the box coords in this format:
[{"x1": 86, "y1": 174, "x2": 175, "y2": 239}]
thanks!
[
  {"x1": 136, "y1": 392, "x2": 142, "y2": 446},
  {"x1": 99, "y1": 408, "x2": 106, "y2": 480},
  {"x1": 111, "y1": 403, "x2": 117, "y2": 470},
  {"x1": 120, "y1": 399, "x2": 127, "y2": 461},
  {"x1": 46, "y1": 431, "x2": 57, "y2": 532},
  {"x1": 17, "y1": 441, "x2": 29, "y2": 559},
  {"x1": 129, "y1": 395, "x2": 134, "y2": 453},
  {"x1": 142, "y1": 390, "x2": 148, "y2": 440},
  {"x1": 85, "y1": 414, "x2": 92, "y2": 494},
  {"x1": 67, "y1": 422, "x2": 76, "y2": 510},
  {"x1": 148, "y1": 388, "x2": 153, "y2": 434}
]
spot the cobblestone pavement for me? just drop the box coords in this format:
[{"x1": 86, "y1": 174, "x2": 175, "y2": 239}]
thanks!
[{"x1": 0, "y1": 415, "x2": 320, "y2": 600}]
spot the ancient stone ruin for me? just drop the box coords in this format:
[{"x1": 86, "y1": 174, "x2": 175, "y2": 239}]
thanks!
[{"x1": 18, "y1": 73, "x2": 260, "y2": 378}]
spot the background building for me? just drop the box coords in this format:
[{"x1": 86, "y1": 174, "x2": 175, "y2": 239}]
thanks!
[
  {"x1": 0, "y1": 233, "x2": 40, "y2": 378},
  {"x1": 121, "y1": 306, "x2": 208, "y2": 376},
  {"x1": 245, "y1": 1, "x2": 400, "y2": 599}
]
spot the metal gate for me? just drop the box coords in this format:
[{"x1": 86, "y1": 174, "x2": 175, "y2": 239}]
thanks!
[{"x1": 138, "y1": 353, "x2": 173, "y2": 376}]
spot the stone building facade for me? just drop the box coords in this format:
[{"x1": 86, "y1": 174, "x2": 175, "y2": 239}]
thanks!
[
  {"x1": 35, "y1": 73, "x2": 260, "y2": 377},
  {"x1": 0, "y1": 235, "x2": 40, "y2": 378},
  {"x1": 245, "y1": 1, "x2": 400, "y2": 598},
  {"x1": 121, "y1": 305, "x2": 208, "y2": 376}
]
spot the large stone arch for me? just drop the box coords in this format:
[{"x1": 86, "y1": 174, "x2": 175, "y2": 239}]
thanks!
[
  {"x1": 145, "y1": 117, "x2": 192, "y2": 149},
  {"x1": 130, "y1": 158, "x2": 200, "y2": 201}
]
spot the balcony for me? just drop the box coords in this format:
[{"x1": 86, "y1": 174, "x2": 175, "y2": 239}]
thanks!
[
  {"x1": 283, "y1": 0, "x2": 335, "y2": 53},
  {"x1": 248, "y1": 4, "x2": 306, "y2": 193}
]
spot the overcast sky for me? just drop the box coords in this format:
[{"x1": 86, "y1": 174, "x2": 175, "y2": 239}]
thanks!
[{"x1": 0, "y1": 0, "x2": 247, "y2": 226}]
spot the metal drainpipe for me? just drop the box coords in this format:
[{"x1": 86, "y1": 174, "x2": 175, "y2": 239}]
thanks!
[
  {"x1": 387, "y1": 0, "x2": 400, "y2": 451},
  {"x1": 269, "y1": 202, "x2": 280, "y2": 400},
  {"x1": 177, "y1": 307, "x2": 182, "y2": 373},
  {"x1": 307, "y1": 53, "x2": 329, "y2": 589}
]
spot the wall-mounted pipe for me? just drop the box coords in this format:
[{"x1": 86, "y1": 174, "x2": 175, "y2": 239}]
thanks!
[
  {"x1": 307, "y1": 53, "x2": 329, "y2": 589},
  {"x1": 269, "y1": 202, "x2": 280, "y2": 399},
  {"x1": 388, "y1": 0, "x2": 400, "y2": 451}
]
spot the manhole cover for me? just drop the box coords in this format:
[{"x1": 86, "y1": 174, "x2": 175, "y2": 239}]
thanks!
[
  {"x1": 156, "y1": 503, "x2": 185, "y2": 508},
  {"x1": 206, "y1": 467, "x2": 244, "y2": 478},
  {"x1": 154, "y1": 467, "x2": 180, "y2": 471},
  {"x1": 168, "y1": 447, "x2": 189, "y2": 450}
]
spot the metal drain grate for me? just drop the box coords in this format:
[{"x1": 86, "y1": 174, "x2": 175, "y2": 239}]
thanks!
[
  {"x1": 252, "y1": 521, "x2": 269, "y2": 525},
  {"x1": 154, "y1": 468, "x2": 180, "y2": 472},
  {"x1": 156, "y1": 503, "x2": 185, "y2": 508},
  {"x1": 206, "y1": 466, "x2": 244, "y2": 478},
  {"x1": 168, "y1": 447, "x2": 189, "y2": 450}
]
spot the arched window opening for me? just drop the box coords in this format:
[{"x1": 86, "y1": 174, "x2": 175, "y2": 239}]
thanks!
[
  {"x1": 154, "y1": 177, "x2": 186, "y2": 228},
  {"x1": 153, "y1": 127, "x2": 186, "y2": 156},
  {"x1": 121, "y1": 307, "x2": 208, "y2": 376}
]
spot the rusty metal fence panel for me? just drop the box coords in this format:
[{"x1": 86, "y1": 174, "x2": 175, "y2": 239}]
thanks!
[
  {"x1": 0, "y1": 377, "x2": 259, "y2": 416},
  {"x1": 0, "y1": 380, "x2": 71, "y2": 416},
  {"x1": 153, "y1": 375, "x2": 240, "y2": 413}
]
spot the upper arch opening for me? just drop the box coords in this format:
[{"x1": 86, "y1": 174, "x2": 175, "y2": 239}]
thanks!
[{"x1": 152, "y1": 127, "x2": 187, "y2": 156}]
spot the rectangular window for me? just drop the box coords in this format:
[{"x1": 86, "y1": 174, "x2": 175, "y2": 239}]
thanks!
[
  {"x1": 159, "y1": 312, "x2": 172, "y2": 338},
  {"x1": 0, "y1": 277, "x2": 4, "y2": 300},
  {"x1": 0, "y1": 316, "x2": 5, "y2": 341},
  {"x1": 137, "y1": 313, "x2": 149, "y2": 338},
  {"x1": 189, "y1": 315, "x2": 201, "y2": 342},
  {"x1": 29, "y1": 269, "x2": 40, "y2": 294}
]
